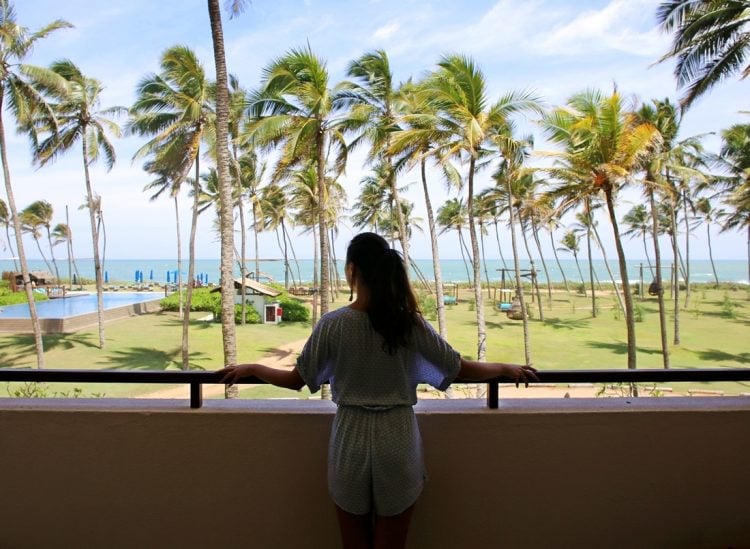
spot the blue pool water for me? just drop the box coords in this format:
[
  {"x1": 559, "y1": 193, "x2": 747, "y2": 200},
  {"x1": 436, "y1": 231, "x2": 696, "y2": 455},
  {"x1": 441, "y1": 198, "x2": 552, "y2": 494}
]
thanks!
[{"x1": 0, "y1": 293, "x2": 161, "y2": 319}]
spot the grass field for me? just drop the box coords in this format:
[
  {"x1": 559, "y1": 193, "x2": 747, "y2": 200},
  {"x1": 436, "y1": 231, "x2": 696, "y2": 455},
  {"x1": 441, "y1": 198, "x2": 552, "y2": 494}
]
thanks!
[{"x1": 1, "y1": 285, "x2": 748, "y2": 398}]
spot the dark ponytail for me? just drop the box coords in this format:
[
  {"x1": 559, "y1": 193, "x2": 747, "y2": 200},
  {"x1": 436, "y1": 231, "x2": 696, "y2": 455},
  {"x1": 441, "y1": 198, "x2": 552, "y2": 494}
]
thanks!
[{"x1": 346, "y1": 232, "x2": 421, "y2": 354}]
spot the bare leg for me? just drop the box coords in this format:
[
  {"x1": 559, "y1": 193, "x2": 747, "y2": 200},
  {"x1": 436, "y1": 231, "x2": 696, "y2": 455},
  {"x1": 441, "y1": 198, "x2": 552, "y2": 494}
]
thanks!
[
  {"x1": 336, "y1": 505, "x2": 372, "y2": 549},
  {"x1": 373, "y1": 504, "x2": 415, "y2": 549}
]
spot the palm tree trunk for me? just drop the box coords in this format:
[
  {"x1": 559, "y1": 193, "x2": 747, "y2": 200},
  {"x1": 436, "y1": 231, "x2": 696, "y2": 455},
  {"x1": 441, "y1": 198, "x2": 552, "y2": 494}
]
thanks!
[
  {"x1": 284, "y1": 223, "x2": 303, "y2": 286},
  {"x1": 706, "y1": 223, "x2": 719, "y2": 288},
  {"x1": 32, "y1": 235, "x2": 54, "y2": 275},
  {"x1": 531, "y1": 221, "x2": 552, "y2": 301},
  {"x1": 174, "y1": 196, "x2": 183, "y2": 319},
  {"x1": 479, "y1": 220, "x2": 492, "y2": 299},
  {"x1": 591, "y1": 221, "x2": 625, "y2": 312},
  {"x1": 573, "y1": 251, "x2": 586, "y2": 296},
  {"x1": 420, "y1": 160, "x2": 447, "y2": 337},
  {"x1": 207, "y1": 0, "x2": 238, "y2": 397},
  {"x1": 234, "y1": 151, "x2": 248, "y2": 325},
  {"x1": 281, "y1": 219, "x2": 291, "y2": 289},
  {"x1": 682, "y1": 190, "x2": 691, "y2": 308},
  {"x1": 586, "y1": 204, "x2": 596, "y2": 317},
  {"x1": 45, "y1": 227, "x2": 60, "y2": 281},
  {"x1": 4, "y1": 222, "x2": 18, "y2": 271},
  {"x1": 549, "y1": 230, "x2": 569, "y2": 292},
  {"x1": 520, "y1": 219, "x2": 544, "y2": 321},
  {"x1": 649, "y1": 185, "x2": 669, "y2": 369},
  {"x1": 457, "y1": 230, "x2": 472, "y2": 285},
  {"x1": 316, "y1": 127, "x2": 330, "y2": 319},
  {"x1": 252, "y1": 203, "x2": 260, "y2": 281},
  {"x1": 494, "y1": 219, "x2": 509, "y2": 270},
  {"x1": 642, "y1": 232, "x2": 653, "y2": 274},
  {"x1": 670, "y1": 198, "x2": 681, "y2": 345},
  {"x1": 81, "y1": 133, "x2": 106, "y2": 349},
  {"x1": 506, "y1": 179, "x2": 531, "y2": 365},
  {"x1": 312, "y1": 223, "x2": 319, "y2": 325},
  {"x1": 466, "y1": 157, "x2": 486, "y2": 364},
  {"x1": 0, "y1": 102, "x2": 44, "y2": 367},
  {"x1": 604, "y1": 186, "x2": 636, "y2": 371},
  {"x1": 182, "y1": 158, "x2": 201, "y2": 371}
]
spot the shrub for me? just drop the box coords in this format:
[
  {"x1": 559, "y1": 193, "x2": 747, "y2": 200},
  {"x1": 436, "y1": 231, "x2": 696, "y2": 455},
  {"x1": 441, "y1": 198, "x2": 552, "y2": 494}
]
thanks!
[
  {"x1": 277, "y1": 295, "x2": 309, "y2": 322},
  {"x1": 418, "y1": 293, "x2": 437, "y2": 321},
  {"x1": 160, "y1": 288, "x2": 219, "y2": 312}
]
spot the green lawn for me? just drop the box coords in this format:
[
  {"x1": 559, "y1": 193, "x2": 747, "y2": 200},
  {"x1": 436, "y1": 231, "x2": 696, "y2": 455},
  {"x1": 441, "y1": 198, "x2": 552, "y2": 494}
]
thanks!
[{"x1": 1, "y1": 286, "x2": 748, "y2": 398}]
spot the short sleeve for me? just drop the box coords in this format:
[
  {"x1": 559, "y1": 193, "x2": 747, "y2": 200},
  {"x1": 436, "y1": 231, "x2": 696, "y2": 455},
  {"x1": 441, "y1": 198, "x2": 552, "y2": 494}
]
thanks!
[
  {"x1": 411, "y1": 318, "x2": 461, "y2": 391},
  {"x1": 295, "y1": 315, "x2": 335, "y2": 394}
]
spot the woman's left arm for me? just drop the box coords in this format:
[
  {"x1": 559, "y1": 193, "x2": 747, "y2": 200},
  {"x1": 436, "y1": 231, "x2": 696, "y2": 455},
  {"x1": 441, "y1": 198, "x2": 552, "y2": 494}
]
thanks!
[{"x1": 218, "y1": 363, "x2": 305, "y2": 391}]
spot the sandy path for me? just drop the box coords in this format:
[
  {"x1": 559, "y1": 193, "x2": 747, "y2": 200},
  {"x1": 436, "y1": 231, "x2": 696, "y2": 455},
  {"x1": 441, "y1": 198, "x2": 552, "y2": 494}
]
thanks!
[{"x1": 135, "y1": 338, "x2": 308, "y2": 400}]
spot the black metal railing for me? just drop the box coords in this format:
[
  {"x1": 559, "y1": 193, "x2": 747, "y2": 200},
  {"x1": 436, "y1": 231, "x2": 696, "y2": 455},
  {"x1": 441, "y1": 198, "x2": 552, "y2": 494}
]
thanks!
[{"x1": 0, "y1": 368, "x2": 749, "y2": 409}]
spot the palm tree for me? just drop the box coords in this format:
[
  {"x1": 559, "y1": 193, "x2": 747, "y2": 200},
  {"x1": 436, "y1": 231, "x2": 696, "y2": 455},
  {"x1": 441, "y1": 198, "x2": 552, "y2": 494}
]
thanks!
[
  {"x1": 0, "y1": 0, "x2": 69, "y2": 367},
  {"x1": 437, "y1": 197, "x2": 473, "y2": 285},
  {"x1": 248, "y1": 46, "x2": 349, "y2": 320},
  {"x1": 423, "y1": 54, "x2": 541, "y2": 361},
  {"x1": 33, "y1": 60, "x2": 123, "y2": 350},
  {"x1": 20, "y1": 201, "x2": 56, "y2": 277},
  {"x1": 260, "y1": 182, "x2": 295, "y2": 289},
  {"x1": 351, "y1": 172, "x2": 390, "y2": 234},
  {"x1": 343, "y1": 49, "x2": 411, "y2": 265},
  {"x1": 389, "y1": 79, "x2": 461, "y2": 338},
  {"x1": 0, "y1": 198, "x2": 17, "y2": 271},
  {"x1": 51, "y1": 221, "x2": 80, "y2": 288},
  {"x1": 694, "y1": 196, "x2": 723, "y2": 287},
  {"x1": 208, "y1": 0, "x2": 243, "y2": 391},
  {"x1": 558, "y1": 229, "x2": 587, "y2": 295},
  {"x1": 128, "y1": 45, "x2": 212, "y2": 370},
  {"x1": 542, "y1": 89, "x2": 660, "y2": 371},
  {"x1": 622, "y1": 204, "x2": 654, "y2": 272},
  {"x1": 657, "y1": 0, "x2": 750, "y2": 109}
]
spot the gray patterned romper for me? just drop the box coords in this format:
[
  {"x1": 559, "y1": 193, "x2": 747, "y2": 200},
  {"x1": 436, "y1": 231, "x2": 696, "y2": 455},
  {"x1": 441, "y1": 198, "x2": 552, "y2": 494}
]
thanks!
[{"x1": 296, "y1": 307, "x2": 461, "y2": 516}]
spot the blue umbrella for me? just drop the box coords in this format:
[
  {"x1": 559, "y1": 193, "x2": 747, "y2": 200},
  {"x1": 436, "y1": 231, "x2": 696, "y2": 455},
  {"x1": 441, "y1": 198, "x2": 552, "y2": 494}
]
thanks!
[
  {"x1": 105, "y1": 271, "x2": 109, "y2": 283},
  {"x1": 149, "y1": 269, "x2": 154, "y2": 281},
  {"x1": 166, "y1": 271, "x2": 170, "y2": 283}
]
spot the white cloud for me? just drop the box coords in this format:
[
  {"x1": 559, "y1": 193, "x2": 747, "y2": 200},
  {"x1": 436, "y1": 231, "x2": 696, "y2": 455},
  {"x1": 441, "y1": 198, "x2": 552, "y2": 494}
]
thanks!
[{"x1": 373, "y1": 21, "x2": 400, "y2": 41}]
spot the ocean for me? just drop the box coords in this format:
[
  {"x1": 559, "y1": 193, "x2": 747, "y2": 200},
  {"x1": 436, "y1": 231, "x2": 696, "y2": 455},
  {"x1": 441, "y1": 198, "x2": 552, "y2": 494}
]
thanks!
[{"x1": 2, "y1": 258, "x2": 747, "y2": 286}]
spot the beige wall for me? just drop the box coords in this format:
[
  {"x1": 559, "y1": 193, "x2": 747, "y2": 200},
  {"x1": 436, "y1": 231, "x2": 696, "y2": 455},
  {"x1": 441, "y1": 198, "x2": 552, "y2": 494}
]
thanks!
[{"x1": 1, "y1": 398, "x2": 749, "y2": 548}]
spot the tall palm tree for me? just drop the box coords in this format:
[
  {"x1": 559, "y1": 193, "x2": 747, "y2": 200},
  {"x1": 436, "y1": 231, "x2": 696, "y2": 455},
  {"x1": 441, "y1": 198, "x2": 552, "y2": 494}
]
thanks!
[
  {"x1": 248, "y1": 46, "x2": 349, "y2": 320},
  {"x1": 0, "y1": 0, "x2": 69, "y2": 367},
  {"x1": 542, "y1": 89, "x2": 660, "y2": 371},
  {"x1": 20, "y1": 201, "x2": 56, "y2": 277},
  {"x1": 389, "y1": 79, "x2": 461, "y2": 338},
  {"x1": 33, "y1": 60, "x2": 123, "y2": 350},
  {"x1": 343, "y1": 49, "x2": 411, "y2": 265},
  {"x1": 128, "y1": 45, "x2": 213, "y2": 370},
  {"x1": 657, "y1": 0, "x2": 750, "y2": 109},
  {"x1": 260, "y1": 182, "x2": 295, "y2": 289},
  {"x1": 208, "y1": 0, "x2": 242, "y2": 391},
  {"x1": 423, "y1": 54, "x2": 541, "y2": 361},
  {"x1": 351, "y1": 172, "x2": 390, "y2": 234}
]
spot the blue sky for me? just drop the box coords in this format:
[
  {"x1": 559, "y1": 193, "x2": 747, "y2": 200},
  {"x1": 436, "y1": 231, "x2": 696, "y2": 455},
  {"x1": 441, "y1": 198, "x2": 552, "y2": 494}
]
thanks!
[{"x1": 3, "y1": 0, "x2": 748, "y2": 261}]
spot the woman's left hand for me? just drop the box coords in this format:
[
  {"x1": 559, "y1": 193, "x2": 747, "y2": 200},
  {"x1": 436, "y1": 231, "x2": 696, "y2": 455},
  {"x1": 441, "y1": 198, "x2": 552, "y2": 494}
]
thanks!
[
  {"x1": 217, "y1": 364, "x2": 254, "y2": 385},
  {"x1": 503, "y1": 363, "x2": 539, "y2": 388}
]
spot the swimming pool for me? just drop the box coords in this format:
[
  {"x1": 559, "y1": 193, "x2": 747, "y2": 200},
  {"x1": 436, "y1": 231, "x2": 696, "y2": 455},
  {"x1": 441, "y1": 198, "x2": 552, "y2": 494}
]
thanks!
[{"x1": 0, "y1": 292, "x2": 162, "y2": 333}]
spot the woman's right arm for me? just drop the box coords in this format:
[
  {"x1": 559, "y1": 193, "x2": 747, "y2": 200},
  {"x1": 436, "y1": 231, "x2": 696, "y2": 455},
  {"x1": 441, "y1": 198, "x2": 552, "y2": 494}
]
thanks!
[{"x1": 458, "y1": 358, "x2": 538, "y2": 387}]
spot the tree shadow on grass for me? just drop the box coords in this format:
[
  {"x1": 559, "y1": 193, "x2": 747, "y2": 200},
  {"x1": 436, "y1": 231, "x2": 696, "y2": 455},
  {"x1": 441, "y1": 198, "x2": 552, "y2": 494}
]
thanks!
[
  {"x1": 585, "y1": 341, "x2": 664, "y2": 356},
  {"x1": 0, "y1": 333, "x2": 100, "y2": 367},
  {"x1": 98, "y1": 346, "x2": 210, "y2": 371},
  {"x1": 687, "y1": 349, "x2": 750, "y2": 365},
  {"x1": 543, "y1": 317, "x2": 591, "y2": 330},
  {"x1": 257, "y1": 345, "x2": 299, "y2": 363}
]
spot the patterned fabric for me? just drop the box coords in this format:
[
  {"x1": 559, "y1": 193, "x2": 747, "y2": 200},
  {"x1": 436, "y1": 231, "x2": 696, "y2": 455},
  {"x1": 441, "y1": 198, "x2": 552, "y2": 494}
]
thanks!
[{"x1": 296, "y1": 307, "x2": 461, "y2": 516}]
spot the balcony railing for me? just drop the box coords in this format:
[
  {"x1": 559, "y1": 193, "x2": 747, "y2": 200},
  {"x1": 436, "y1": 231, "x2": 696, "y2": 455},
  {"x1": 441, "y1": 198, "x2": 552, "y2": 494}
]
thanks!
[{"x1": 1, "y1": 367, "x2": 749, "y2": 408}]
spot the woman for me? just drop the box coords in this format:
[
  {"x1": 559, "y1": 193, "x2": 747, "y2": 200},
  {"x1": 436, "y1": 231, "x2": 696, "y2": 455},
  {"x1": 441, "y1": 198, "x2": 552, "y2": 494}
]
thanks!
[{"x1": 219, "y1": 232, "x2": 537, "y2": 549}]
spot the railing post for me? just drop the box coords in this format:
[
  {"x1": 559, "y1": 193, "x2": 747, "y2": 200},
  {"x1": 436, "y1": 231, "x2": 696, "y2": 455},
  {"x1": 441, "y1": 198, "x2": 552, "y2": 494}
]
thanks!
[
  {"x1": 487, "y1": 381, "x2": 498, "y2": 409},
  {"x1": 190, "y1": 383, "x2": 203, "y2": 409}
]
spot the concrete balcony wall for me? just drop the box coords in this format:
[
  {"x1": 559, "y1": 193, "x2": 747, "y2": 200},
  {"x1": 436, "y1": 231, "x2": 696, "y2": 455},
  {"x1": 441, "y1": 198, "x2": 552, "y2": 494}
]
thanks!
[{"x1": 1, "y1": 398, "x2": 749, "y2": 548}]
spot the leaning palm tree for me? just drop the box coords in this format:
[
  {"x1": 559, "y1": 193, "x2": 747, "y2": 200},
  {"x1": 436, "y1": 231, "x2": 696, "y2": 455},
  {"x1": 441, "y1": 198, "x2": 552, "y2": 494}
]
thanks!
[
  {"x1": 33, "y1": 60, "x2": 123, "y2": 350},
  {"x1": 0, "y1": 199, "x2": 18, "y2": 271},
  {"x1": 20, "y1": 202, "x2": 55, "y2": 276},
  {"x1": 128, "y1": 45, "x2": 213, "y2": 370},
  {"x1": 694, "y1": 196, "x2": 724, "y2": 287},
  {"x1": 622, "y1": 204, "x2": 654, "y2": 272},
  {"x1": 0, "y1": 0, "x2": 70, "y2": 367},
  {"x1": 23, "y1": 200, "x2": 59, "y2": 280},
  {"x1": 657, "y1": 0, "x2": 750, "y2": 109},
  {"x1": 248, "y1": 46, "x2": 349, "y2": 321},
  {"x1": 558, "y1": 229, "x2": 587, "y2": 295},
  {"x1": 422, "y1": 54, "x2": 541, "y2": 361},
  {"x1": 51, "y1": 221, "x2": 80, "y2": 288},
  {"x1": 542, "y1": 89, "x2": 661, "y2": 371},
  {"x1": 437, "y1": 197, "x2": 473, "y2": 285}
]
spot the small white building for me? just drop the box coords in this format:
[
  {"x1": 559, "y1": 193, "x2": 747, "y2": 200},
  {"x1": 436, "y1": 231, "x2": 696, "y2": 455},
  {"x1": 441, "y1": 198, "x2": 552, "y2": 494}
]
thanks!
[{"x1": 213, "y1": 277, "x2": 283, "y2": 324}]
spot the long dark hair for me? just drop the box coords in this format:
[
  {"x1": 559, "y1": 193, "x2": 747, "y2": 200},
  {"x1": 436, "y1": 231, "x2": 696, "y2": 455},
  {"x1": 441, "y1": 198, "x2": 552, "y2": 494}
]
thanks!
[{"x1": 346, "y1": 232, "x2": 421, "y2": 354}]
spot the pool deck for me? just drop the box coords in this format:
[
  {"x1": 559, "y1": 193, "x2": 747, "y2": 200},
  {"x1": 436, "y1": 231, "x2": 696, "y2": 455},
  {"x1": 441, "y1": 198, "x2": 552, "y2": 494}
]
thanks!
[{"x1": 0, "y1": 295, "x2": 163, "y2": 334}]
